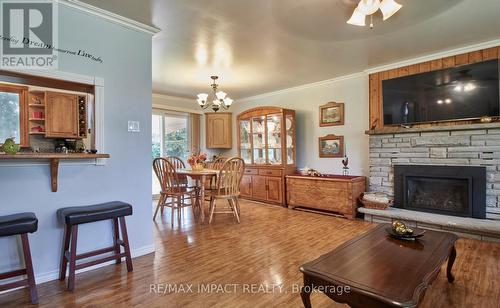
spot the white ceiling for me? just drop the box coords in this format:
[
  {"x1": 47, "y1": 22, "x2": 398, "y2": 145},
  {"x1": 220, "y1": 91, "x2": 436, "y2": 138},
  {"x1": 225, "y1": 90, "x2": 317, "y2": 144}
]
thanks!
[{"x1": 81, "y1": 0, "x2": 500, "y2": 99}]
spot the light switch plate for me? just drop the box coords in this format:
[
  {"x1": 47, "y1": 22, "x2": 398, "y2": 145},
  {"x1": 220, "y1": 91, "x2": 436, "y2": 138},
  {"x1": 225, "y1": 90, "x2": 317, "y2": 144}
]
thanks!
[{"x1": 128, "y1": 121, "x2": 140, "y2": 132}]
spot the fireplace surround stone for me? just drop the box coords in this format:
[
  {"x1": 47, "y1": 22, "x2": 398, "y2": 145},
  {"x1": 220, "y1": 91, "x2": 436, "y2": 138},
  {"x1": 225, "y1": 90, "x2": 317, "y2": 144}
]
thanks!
[{"x1": 367, "y1": 125, "x2": 500, "y2": 221}]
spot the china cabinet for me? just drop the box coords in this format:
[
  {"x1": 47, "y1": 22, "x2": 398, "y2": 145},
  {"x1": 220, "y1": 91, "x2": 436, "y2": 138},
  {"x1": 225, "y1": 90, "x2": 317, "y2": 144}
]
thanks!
[{"x1": 237, "y1": 107, "x2": 296, "y2": 206}]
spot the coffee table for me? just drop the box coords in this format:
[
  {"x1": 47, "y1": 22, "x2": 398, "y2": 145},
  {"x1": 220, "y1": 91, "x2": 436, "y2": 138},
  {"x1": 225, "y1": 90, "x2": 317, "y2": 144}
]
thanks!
[{"x1": 299, "y1": 224, "x2": 458, "y2": 308}]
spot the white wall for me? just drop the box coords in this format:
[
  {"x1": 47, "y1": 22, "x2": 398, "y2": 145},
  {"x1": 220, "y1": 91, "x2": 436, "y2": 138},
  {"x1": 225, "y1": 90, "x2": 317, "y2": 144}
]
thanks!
[
  {"x1": 222, "y1": 74, "x2": 370, "y2": 176},
  {"x1": 0, "y1": 4, "x2": 154, "y2": 283}
]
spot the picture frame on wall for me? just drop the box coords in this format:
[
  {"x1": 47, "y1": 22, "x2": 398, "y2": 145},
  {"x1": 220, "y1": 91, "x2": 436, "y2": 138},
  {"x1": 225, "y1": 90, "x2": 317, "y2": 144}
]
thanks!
[
  {"x1": 319, "y1": 102, "x2": 344, "y2": 126},
  {"x1": 319, "y1": 134, "x2": 344, "y2": 158}
]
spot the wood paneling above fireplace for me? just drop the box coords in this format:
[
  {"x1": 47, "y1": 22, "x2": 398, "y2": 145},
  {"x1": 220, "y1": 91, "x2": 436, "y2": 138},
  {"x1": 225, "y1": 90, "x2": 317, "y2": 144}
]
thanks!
[{"x1": 369, "y1": 46, "x2": 500, "y2": 130}]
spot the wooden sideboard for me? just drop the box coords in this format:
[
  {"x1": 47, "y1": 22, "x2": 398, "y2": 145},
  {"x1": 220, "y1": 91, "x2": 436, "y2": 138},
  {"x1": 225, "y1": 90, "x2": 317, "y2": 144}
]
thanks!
[{"x1": 286, "y1": 174, "x2": 366, "y2": 220}]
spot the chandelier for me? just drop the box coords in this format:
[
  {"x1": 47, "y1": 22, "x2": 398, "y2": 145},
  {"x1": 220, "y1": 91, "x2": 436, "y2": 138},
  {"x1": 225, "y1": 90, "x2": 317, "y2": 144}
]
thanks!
[
  {"x1": 196, "y1": 76, "x2": 233, "y2": 112},
  {"x1": 347, "y1": 0, "x2": 402, "y2": 29}
]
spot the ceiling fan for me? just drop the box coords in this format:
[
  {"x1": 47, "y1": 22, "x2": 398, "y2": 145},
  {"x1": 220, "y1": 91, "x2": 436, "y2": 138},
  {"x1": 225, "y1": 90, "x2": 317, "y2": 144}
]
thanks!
[{"x1": 347, "y1": 0, "x2": 402, "y2": 28}]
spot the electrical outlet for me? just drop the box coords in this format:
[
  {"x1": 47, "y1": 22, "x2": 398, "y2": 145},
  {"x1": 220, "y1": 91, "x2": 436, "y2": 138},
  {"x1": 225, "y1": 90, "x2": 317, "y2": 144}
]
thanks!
[{"x1": 128, "y1": 121, "x2": 140, "y2": 132}]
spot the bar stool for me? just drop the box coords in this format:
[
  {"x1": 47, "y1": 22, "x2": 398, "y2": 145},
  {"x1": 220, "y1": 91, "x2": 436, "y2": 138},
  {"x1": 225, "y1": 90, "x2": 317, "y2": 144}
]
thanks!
[
  {"x1": 0, "y1": 212, "x2": 38, "y2": 304},
  {"x1": 57, "y1": 201, "x2": 133, "y2": 291}
]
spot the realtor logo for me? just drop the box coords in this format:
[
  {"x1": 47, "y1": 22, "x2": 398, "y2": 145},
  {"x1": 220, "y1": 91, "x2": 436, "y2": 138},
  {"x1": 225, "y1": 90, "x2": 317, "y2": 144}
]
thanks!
[{"x1": 0, "y1": 0, "x2": 58, "y2": 69}]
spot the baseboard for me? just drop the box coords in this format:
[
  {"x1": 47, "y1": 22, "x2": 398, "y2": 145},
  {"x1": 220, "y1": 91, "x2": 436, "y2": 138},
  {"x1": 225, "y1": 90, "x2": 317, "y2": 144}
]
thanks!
[{"x1": 0, "y1": 244, "x2": 155, "y2": 294}]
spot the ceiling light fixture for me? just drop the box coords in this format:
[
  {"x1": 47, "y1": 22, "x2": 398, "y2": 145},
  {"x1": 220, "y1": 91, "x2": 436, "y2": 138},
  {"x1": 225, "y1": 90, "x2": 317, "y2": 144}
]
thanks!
[
  {"x1": 196, "y1": 76, "x2": 234, "y2": 112},
  {"x1": 347, "y1": 0, "x2": 402, "y2": 29}
]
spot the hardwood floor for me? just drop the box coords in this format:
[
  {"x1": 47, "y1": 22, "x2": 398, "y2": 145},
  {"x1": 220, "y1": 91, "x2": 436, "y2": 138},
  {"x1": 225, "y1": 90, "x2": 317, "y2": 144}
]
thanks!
[{"x1": 1, "y1": 200, "x2": 499, "y2": 307}]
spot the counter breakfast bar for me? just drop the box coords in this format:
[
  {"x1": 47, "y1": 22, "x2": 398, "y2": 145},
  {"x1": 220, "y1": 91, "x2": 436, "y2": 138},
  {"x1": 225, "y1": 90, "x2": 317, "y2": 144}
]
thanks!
[{"x1": 0, "y1": 153, "x2": 110, "y2": 192}]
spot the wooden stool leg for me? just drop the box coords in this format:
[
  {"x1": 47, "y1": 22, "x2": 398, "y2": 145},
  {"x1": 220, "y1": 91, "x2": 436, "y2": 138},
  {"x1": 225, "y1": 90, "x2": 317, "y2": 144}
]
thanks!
[
  {"x1": 59, "y1": 225, "x2": 71, "y2": 280},
  {"x1": 119, "y1": 217, "x2": 133, "y2": 272},
  {"x1": 20, "y1": 234, "x2": 38, "y2": 304},
  {"x1": 68, "y1": 225, "x2": 78, "y2": 291},
  {"x1": 113, "y1": 218, "x2": 122, "y2": 264}
]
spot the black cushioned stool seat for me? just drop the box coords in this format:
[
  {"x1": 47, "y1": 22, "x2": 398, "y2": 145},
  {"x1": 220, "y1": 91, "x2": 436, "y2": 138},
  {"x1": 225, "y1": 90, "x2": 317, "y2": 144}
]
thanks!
[
  {"x1": 58, "y1": 201, "x2": 133, "y2": 291},
  {"x1": 57, "y1": 201, "x2": 132, "y2": 226},
  {"x1": 0, "y1": 212, "x2": 38, "y2": 304},
  {"x1": 0, "y1": 212, "x2": 38, "y2": 237}
]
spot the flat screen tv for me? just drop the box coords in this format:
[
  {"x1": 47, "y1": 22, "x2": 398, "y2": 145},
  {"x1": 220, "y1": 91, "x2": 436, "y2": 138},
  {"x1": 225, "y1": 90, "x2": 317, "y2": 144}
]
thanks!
[{"x1": 382, "y1": 59, "x2": 500, "y2": 125}]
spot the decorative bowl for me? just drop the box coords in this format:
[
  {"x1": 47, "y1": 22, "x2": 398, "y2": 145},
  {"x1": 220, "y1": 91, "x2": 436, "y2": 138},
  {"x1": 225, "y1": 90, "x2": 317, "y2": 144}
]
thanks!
[
  {"x1": 385, "y1": 227, "x2": 426, "y2": 241},
  {"x1": 190, "y1": 163, "x2": 204, "y2": 171}
]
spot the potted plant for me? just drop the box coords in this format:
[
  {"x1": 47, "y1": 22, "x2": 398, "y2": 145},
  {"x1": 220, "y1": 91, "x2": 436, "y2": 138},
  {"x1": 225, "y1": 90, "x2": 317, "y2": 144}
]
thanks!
[{"x1": 187, "y1": 152, "x2": 207, "y2": 171}]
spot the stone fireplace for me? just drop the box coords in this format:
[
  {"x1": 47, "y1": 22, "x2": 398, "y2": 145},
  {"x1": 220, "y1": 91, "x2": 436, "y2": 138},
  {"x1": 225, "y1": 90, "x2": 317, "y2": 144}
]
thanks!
[
  {"x1": 367, "y1": 124, "x2": 500, "y2": 221},
  {"x1": 393, "y1": 165, "x2": 486, "y2": 219}
]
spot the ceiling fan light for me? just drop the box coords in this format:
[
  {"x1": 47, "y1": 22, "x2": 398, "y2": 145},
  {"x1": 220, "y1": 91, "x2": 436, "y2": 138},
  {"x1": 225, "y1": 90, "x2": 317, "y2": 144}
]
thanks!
[
  {"x1": 347, "y1": 8, "x2": 366, "y2": 27},
  {"x1": 357, "y1": 0, "x2": 380, "y2": 15},
  {"x1": 380, "y1": 0, "x2": 402, "y2": 21},
  {"x1": 223, "y1": 97, "x2": 234, "y2": 106},
  {"x1": 216, "y1": 91, "x2": 227, "y2": 100}
]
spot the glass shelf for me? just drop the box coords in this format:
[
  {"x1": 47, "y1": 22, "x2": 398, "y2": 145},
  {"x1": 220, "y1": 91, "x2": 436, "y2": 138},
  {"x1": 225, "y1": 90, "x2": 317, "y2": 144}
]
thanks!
[{"x1": 238, "y1": 109, "x2": 295, "y2": 166}]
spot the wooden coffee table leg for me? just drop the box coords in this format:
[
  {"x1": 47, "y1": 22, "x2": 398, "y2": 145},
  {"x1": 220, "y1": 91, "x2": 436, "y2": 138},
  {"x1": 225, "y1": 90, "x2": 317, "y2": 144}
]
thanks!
[
  {"x1": 447, "y1": 245, "x2": 457, "y2": 283},
  {"x1": 301, "y1": 275, "x2": 313, "y2": 308}
]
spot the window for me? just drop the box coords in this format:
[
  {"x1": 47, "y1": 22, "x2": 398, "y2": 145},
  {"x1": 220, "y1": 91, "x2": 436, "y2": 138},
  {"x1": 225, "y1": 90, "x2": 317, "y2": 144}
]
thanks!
[
  {"x1": 152, "y1": 110, "x2": 190, "y2": 195},
  {"x1": 0, "y1": 85, "x2": 27, "y2": 146}
]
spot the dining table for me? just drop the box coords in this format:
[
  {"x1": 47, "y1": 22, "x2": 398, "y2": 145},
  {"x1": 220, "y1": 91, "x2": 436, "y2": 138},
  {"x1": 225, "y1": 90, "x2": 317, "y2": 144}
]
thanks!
[{"x1": 176, "y1": 168, "x2": 219, "y2": 223}]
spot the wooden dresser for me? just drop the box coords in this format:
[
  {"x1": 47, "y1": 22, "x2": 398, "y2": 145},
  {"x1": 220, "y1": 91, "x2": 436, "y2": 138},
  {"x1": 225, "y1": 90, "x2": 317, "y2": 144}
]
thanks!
[{"x1": 286, "y1": 174, "x2": 366, "y2": 220}]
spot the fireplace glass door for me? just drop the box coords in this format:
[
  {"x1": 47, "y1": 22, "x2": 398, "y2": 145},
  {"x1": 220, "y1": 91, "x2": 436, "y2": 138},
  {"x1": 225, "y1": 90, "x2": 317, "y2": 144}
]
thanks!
[{"x1": 405, "y1": 176, "x2": 471, "y2": 217}]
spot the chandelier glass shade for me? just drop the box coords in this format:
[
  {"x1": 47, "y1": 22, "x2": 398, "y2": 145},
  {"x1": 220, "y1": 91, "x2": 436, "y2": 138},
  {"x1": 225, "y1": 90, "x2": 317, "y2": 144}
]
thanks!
[
  {"x1": 196, "y1": 76, "x2": 233, "y2": 112},
  {"x1": 347, "y1": 0, "x2": 402, "y2": 27}
]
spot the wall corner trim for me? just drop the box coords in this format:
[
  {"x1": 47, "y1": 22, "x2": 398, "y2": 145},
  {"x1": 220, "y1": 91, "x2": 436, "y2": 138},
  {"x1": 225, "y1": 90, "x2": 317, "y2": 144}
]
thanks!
[{"x1": 58, "y1": 0, "x2": 161, "y2": 35}]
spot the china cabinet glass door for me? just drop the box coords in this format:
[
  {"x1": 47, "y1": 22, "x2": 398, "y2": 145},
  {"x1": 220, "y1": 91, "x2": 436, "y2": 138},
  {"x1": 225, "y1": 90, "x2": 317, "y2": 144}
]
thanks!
[
  {"x1": 239, "y1": 119, "x2": 252, "y2": 164},
  {"x1": 285, "y1": 114, "x2": 295, "y2": 165},
  {"x1": 252, "y1": 116, "x2": 266, "y2": 164},
  {"x1": 267, "y1": 114, "x2": 282, "y2": 165}
]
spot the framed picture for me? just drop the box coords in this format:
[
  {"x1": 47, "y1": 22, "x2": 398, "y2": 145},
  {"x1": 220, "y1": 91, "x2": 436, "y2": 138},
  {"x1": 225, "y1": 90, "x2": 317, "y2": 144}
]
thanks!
[
  {"x1": 319, "y1": 134, "x2": 344, "y2": 158},
  {"x1": 319, "y1": 102, "x2": 344, "y2": 126}
]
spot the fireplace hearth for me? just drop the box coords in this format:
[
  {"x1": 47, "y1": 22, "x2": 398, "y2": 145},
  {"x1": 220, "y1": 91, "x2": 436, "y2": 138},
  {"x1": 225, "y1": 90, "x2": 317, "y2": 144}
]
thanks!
[{"x1": 394, "y1": 165, "x2": 486, "y2": 219}]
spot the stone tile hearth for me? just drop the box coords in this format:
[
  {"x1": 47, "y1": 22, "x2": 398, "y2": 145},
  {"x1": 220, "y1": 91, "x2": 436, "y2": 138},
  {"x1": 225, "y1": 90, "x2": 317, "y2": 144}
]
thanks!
[{"x1": 359, "y1": 207, "x2": 500, "y2": 242}]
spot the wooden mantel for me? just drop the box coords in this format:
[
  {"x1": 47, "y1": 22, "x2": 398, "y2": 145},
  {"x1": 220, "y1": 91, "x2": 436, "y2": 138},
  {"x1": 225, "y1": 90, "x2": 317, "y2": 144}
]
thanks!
[
  {"x1": 365, "y1": 122, "x2": 500, "y2": 135},
  {"x1": 0, "y1": 153, "x2": 110, "y2": 192}
]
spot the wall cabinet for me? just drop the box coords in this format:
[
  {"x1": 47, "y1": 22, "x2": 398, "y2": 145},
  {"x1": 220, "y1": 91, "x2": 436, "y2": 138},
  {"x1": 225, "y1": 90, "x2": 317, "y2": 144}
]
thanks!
[
  {"x1": 286, "y1": 175, "x2": 366, "y2": 220},
  {"x1": 206, "y1": 112, "x2": 232, "y2": 149},
  {"x1": 237, "y1": 107, "x2": 296, "y2": 206},
  {"x1": 45, "y1": 92, "x2": 79, "y2": 138}
]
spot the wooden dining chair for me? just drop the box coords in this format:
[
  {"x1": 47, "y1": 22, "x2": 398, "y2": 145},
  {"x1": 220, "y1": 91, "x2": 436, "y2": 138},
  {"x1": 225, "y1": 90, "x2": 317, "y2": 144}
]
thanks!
[
  {"x1": 153, "y1": 158, "x2": 197, "y2": 226},
  {"x1": 207, "y1": 157, "x2": 245, "y2": 223},
  {"x1": 212, "y1": 157, "x2": 227, "y2": 170},
  {"x1": 205, "y1": 156, "x2": 227, "y2": 192},
  {"x1": 165, "y1": 156, "x2": 188, "y2": 187}
]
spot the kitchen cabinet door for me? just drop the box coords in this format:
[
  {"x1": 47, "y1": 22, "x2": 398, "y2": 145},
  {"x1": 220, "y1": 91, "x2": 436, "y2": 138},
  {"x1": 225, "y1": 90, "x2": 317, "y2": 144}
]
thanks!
[
  {"x1": 206, "y1": 112, "x2": 232, "y2": 148},
  {"x1": 45, "y1": 92, "x2": 78, "y2": 138}
]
